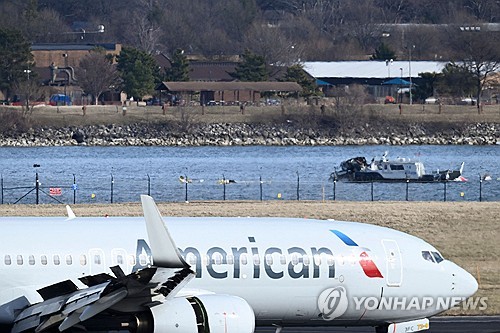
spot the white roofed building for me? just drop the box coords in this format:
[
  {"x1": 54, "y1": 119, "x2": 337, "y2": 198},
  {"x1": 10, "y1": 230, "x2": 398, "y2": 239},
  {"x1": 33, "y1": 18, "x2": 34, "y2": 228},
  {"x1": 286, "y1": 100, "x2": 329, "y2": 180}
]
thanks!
[{"x1": 303, "y1": 61, "x2": 448, "y2": 103}]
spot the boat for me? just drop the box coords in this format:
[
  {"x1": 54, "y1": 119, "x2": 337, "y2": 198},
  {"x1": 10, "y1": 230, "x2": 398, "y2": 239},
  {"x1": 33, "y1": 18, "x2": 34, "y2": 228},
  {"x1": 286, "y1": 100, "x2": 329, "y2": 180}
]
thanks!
[{"x1": 329, "y1": 152, "x2": 464, "y2": 182}]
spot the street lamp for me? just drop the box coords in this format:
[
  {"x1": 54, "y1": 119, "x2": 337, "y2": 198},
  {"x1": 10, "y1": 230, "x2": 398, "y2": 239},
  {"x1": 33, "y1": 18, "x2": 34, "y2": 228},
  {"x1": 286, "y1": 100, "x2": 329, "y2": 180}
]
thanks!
[
  {"x1": 62, "y1": 53, "x2": 68, "y2": 105},
  {"x1": 399, "y1": 67, "x2": 403, "y2": 103},
  {"x1": 407, "y1": 44, "x2": 415, "y2": 105},
  {"x1": 385, "y1": 59, "x2": 393, "y2": 78}
]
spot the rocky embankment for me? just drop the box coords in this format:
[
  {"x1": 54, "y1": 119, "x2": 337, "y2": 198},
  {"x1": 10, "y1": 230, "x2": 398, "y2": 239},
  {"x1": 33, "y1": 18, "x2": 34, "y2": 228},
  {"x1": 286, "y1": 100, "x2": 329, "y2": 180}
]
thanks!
[{"x1": 0, "y1": 122, "x2": 498, "y2": 146}]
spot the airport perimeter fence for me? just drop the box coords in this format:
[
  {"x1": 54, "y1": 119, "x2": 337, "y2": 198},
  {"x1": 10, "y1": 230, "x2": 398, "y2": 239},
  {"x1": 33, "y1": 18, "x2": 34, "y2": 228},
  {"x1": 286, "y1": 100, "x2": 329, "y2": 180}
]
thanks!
[{"x1": 0, "y1": 172, "x2": 498, "y2": 205}]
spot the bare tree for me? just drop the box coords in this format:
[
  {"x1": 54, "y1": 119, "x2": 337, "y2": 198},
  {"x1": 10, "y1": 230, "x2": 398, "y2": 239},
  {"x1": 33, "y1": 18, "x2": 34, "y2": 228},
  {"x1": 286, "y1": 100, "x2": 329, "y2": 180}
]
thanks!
[
  {"x1": 448, "y1": 29, "x2": 500, "y2": 113},
  {"x1": 14, "y1": 78, "x2": 42, "y2": 115},
  {"x1": 244, "y1": 23, "x2": 303, "y2": 73},
  {"x1": 77, "y1": 52, "x2": 119, "y2": 105}
]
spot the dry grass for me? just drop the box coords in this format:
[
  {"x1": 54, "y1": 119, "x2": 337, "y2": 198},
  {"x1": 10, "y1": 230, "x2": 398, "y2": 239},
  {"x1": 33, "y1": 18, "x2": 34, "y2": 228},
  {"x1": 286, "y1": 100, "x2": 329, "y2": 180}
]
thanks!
[
  {"x1": 1, "y1": 200, "x2": 498, "y2": 315},
  {"x1": 0, "y1": 103, "x2": 498, "y2": 128}
]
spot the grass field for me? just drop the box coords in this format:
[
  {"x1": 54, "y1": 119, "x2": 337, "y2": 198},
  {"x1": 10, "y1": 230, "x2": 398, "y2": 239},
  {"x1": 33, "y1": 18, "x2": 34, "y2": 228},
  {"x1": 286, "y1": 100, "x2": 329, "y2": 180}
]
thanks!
[
  {"x1": 1, "y1": 200, "x2": 498, "y2": 315},
  {"x1": 1, "y1": 103, "x2": 499, "y2": 128}
]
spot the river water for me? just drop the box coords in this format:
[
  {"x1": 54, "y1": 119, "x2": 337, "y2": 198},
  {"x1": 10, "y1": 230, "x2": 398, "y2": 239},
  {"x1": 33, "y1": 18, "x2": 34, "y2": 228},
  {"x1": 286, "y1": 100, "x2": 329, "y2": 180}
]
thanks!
[{"x1": 0, "y1": 145, "x2": 498, "y2": 204}]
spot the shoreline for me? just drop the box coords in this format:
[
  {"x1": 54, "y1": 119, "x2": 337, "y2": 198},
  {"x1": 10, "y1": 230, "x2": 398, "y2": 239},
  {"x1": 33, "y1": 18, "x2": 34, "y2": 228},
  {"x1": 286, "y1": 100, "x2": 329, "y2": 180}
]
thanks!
[{"x1": 0, "y1": 121, "x2": 498, "y2": 147}]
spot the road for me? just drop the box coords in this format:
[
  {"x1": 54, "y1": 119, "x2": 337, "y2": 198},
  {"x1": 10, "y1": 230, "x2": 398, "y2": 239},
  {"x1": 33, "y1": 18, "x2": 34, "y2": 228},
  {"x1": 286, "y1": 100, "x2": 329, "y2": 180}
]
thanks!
[{"x1": 255, "y1": 316, "x2": 500, "y2": 333}]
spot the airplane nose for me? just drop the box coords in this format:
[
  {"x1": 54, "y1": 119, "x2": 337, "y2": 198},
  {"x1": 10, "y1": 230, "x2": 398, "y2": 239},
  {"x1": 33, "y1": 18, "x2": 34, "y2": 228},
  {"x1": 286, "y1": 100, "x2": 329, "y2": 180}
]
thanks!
[{"x1": 451, "y1": 264, "x2": 478, "y2": 298}]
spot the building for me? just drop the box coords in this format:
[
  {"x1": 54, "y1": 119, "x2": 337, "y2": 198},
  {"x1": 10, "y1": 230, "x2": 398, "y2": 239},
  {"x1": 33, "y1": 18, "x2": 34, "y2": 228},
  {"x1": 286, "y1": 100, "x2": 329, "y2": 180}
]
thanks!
[
  {"x1": 30, "y1": 43, "x2": 122, "y2": 105},
  {"x1": 156, "y1": 81, "x2": 302, "y2": 105},
  {"x1": 303, "y1": 61, "x2": 448, "y2": 103}
]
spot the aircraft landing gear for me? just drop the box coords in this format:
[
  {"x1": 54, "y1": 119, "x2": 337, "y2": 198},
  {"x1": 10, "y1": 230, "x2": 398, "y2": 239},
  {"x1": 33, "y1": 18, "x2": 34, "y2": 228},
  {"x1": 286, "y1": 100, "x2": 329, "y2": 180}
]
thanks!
[{"x1": 273, "y1": 324, "x2": 283, "y2": 333}]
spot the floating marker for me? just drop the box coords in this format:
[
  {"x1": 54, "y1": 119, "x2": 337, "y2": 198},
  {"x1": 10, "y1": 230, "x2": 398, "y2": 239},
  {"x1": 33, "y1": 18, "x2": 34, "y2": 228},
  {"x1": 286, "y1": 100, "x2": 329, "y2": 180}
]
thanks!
[{"x1": 91, "y1": 193, "x2": 96, "y2": 199}]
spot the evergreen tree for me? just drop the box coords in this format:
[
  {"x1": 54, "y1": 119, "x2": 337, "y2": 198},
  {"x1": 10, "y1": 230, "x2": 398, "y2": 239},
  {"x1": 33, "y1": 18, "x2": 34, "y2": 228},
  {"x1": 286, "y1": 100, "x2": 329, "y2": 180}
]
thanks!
[
  {"x1": 164, "y1": 49, "x2": 190, "y2": 81},
  {"x1": 0, "y1": 29, "x2": 33, "y2": 99},
  {"x1": 436, "y1": 63, "x2": 476, "y2": 98},
  {"x1": 230, "y1": 49, "x2": 269, "y2": 81},
  {"x1": 370, "y1": 43, "x2": 397, "y2": 61},
  {"x1": 283, "y1": 64, "x2": 316, "y2": 97},
  {"x1": 116, "y1": 47, "x2": 157, "y2": 100}
]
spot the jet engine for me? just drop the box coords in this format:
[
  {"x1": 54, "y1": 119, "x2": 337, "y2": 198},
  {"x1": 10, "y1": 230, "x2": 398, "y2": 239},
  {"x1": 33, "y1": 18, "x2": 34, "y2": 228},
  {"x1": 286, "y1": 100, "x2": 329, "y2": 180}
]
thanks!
[{"x1": 147, "y1": 294, "x2": 255, "y2": 333}]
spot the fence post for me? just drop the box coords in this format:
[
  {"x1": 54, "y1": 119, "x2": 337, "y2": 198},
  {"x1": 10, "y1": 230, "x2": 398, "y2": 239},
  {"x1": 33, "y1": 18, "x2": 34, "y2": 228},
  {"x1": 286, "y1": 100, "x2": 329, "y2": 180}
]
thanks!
[
  {"x1": 73, "y1": 174, "x2": 77, "y2": 204},
  {"x1": 371, "y1": 180, "x2": 374, "y2": 201},
  {"x1": 222, "y1": 174, "x2": 226, "y2": 201},
  {"x1": 296, "y1": 171, "x2": 300, "y2": 201},
  {"x1": 185, "y1": 174, "x2": 188, "y2": 202},
  {"x1": 443, "y1": 181, "x2": 447, "y2": 202},
  {"x1": 259, "y1": 176, "x2": 263, "y2": 201},
  {"x1": 147, "y1": 174, "x2": 151, "y2": 196},
  {"x1": 35, "y1": 172, "x2": 40, "y2": 205},
  {"x1": 479, "y1": 175, "x2": 483, "y2": 202},
  {"x1": 332, "y1": 175, "x2": 337, "y2": 201},
  {"x1": 110, "y1": 174, "x2": 114, "y2": 204},
  {"x1": 405, "y1": 179, "x2": 409, "y2": 201}
]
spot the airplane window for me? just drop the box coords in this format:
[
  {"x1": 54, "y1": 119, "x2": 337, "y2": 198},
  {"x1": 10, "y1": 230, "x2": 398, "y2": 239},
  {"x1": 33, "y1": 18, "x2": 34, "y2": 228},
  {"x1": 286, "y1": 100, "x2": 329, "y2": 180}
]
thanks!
[
  {"x1": 41, "y1": 255, "x2": 48, "y2": 265},
  {"x1": 327, "y1": 255, "x2": 335, "y2": 267},
  {"x1": 253, "y1": 254, "x2": 260, "y2": 266},
  {"x1": 80, "y1": 255, "x2": 87, "y2": 266},
  {"x1": 240, "y1": 254, "x2": 248, "y2": 265},
  {"x1": 265, "y1": 254, "x2": 273, "y2": 266},
  {"x1": 226, "y1": 254, "x2": 234, "y2": 265},
  {"x1": 203, "y1": 255, "x2": 209, "y2": 266},
  {"x1": 4, "y1": 255, "x2": 11, "y2": 265},
  {"x1": 29, "y1": 255, "x2": 35, "y2": 265},
  {"x1": 280, "y1": 255, "x2": 286, "y2": 265},
  {"x1": 313, "y1": 254, "x2": 321, "y2": 266},
  {"x1": 432, "y1": 252, "x2": 444, "y2": 263},
  {"x1": 213, "y1": 253, "x2": 222, "y2": 265},
  {"x1": 17, "y1": 255, "x2": 23, "y2": 265},
  {"x1": 116, "y1": 254, "x2": 124, "y2": 265},
  {"x1": 303, "y1": 255, "x2": 310, "y2": 266},
  {"x1": 421, "y1": 251, "x2": 435, "y2": 263},
  {"x1": 94, "y1": 255, "x2": 101, "y2": 265},
  {"x1": 66, "y1": 255, "x2": 73, "y2": 265},
  {"x1": 139, "y1": 254, "x2": 147, "y2": 266},
  {"x1": 291, "y1": 254, "x2": 299, "y2": 266},
  {"x1": 53, "y1": 255, "x2": 60, "y2": 266},
  {"x1": 128, "y1": 255, "x2": 136, "y2": 266},
  {"x1": 186, "y1": 253, "x2": 197, "y2": 265}
]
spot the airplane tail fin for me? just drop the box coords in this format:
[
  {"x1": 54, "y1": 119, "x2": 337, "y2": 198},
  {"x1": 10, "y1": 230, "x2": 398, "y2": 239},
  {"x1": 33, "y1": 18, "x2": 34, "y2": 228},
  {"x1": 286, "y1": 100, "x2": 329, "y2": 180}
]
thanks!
[{"x1": 65, "y1": 205, "x2": 76, "y2": 220}]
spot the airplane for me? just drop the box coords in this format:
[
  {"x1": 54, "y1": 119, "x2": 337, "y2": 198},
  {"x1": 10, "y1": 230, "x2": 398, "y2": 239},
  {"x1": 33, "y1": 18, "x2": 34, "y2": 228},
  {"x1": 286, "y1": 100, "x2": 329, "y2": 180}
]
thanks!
[{"x1": 0, "y1": 195, "x2": 478, "y2": 333}]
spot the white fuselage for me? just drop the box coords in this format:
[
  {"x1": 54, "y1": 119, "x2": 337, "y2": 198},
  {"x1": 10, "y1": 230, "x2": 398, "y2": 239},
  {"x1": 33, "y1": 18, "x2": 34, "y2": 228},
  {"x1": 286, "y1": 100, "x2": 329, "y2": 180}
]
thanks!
[{"x1": 0, "y1": 217, "x2": 477, "y2": 327}]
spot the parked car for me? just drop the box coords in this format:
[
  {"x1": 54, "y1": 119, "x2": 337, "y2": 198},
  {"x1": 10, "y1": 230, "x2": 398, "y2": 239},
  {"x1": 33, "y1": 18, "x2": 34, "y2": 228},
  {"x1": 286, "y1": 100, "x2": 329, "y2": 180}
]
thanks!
[{"x1": 49, "y1": 94, "x2": 71, "y2": 106}]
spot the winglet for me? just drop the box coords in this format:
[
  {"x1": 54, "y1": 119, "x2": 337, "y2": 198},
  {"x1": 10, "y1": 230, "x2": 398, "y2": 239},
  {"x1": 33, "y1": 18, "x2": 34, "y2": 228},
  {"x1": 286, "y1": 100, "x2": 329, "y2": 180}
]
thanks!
[
  {"x1": 66, "y1": 205, "x2": 76, "y2": 220},
  {"x1": 140, "y1": 195, "x2": 188, "y2": 268}
]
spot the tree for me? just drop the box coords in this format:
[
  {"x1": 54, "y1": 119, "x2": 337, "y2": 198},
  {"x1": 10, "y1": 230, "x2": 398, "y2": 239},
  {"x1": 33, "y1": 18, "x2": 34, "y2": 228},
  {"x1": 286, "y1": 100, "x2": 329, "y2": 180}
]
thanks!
[
  {"x1": 244, "y1": 23, "x2": 303, "y2": 72},
  {"x1": 230, "y1": 49, "x2": 269, "y2": 81},
  {"x1": 413, "y1": 72, "x2": 440, "y2": 102},
  {"x1": 164, "y1": 49, "x2": 190, "y2": 81},
  {"x1": 0, "y1": 28, "x2": 33, "y2": 99},
  {"x1": 370, "y1": 42, "x2": 397, "y2": 61},
  {"x1": 77, "y1": 51, "x2": 119, "y2": 105},
  {"x1": 448, "y1": 30, "x2": 500, "y2": 112},
  {"x1": 436, "y1": 63, "x2": 476, "y2": 99},
  {"x1": 13, "y1": 77, "x2": 42, "y2": 115},
  {"x1": 116, "y1": 47, "x2": 158, "y2": 100},
  {"x1": 282, "y1": 64, "x2": 316, "y2": 97}
]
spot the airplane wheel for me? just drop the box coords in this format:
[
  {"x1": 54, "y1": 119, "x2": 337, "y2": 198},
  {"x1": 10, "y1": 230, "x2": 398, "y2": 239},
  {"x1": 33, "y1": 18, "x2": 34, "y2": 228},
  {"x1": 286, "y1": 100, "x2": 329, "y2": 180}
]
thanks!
[{"x1": 375, "y1": 325, "x2": 388, "y2": 333}]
